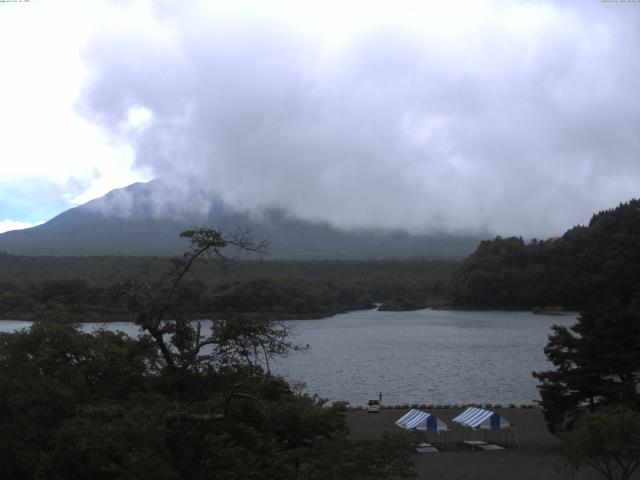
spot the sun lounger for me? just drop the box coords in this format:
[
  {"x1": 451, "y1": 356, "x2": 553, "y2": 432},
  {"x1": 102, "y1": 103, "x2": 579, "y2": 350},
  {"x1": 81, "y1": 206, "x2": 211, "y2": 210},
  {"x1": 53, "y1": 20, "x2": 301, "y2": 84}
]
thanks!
[
  {"x1": 477, "y1": 444, "x2": 505, "y2": 451},
  {"x1": 463, "y1": 440, "x2": 488, "y2": 451},
  {"x1": 415, "y1": 442, "x2": 439, "y2": 453}
]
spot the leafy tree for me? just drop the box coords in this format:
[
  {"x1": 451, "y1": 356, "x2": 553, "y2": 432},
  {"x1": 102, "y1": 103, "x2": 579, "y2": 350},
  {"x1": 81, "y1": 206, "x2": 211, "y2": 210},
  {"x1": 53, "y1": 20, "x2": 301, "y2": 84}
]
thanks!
[
  {"x1": 112, "y1": 227, "x2": 270, "y2": 371},
  {"x1": 0, "y1": 227, "x2": 416, "y2": 479},
  {"x1": 562, "y1": 407, "x2": 640, "y2": 480},
  {"x1": 295, "y1": 432, "x2": 416, "y2": 480},
  {"x1": 0, "y1": 322, "x2": 160, "y2": 479}
]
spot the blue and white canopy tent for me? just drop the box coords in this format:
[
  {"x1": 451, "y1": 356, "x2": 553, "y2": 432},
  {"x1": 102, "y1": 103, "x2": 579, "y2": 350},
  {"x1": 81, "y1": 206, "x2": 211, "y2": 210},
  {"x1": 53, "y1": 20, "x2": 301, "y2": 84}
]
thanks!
[
  {"x1": 452, "y1": 407, "x2": 511, "y2": 430},
  {"x1": 452, "y1": 407, "x2": 519, "y2": 448},
  {"x1": 396, "y1": 409, "x2": 449, "y2": 431},
  {"x1": 395, "y1": 409, "x2": 451, "y2": 444}
]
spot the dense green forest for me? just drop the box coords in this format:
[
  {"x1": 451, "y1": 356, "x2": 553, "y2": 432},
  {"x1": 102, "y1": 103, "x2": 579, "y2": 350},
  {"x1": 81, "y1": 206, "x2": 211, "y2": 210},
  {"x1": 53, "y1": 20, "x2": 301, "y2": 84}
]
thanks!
[
  {"x1": 2, "y1": 199, "x2": 640, "y2": 321},
  {"x1": 0, "y1": 229, "x2": 416, "y2": 479},
  {"x1": 449, "y1": 199, "x2": 640, "y2": 310},
  {"x1": 0, "y1": 254, "x2": 456, "y2": 321}
]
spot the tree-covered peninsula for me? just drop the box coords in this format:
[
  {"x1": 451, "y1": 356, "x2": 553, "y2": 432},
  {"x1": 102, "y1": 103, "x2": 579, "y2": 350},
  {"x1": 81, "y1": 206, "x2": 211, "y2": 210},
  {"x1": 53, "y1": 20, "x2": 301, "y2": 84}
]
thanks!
[{"x1": 449, "y1": 199, "x2": 640, "y2": 310}]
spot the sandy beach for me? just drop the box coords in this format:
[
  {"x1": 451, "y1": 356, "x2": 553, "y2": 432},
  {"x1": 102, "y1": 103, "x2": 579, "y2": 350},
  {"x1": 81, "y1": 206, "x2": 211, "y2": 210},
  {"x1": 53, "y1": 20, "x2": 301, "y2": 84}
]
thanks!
[{"x1": 346, "y1": 407, "x2": 629, "y2": 480}]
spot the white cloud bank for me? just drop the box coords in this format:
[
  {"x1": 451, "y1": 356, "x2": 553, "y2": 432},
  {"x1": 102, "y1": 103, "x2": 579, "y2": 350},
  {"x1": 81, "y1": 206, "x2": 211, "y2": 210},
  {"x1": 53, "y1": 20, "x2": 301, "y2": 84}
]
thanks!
[
  {"x1": 0, "y1": 0, "x2": 151, "y2": 217},
  {"x1": 0, "y1": 220, "x2": 44, "y2": 235},
  {"x1": 4, "y1": 0, "x2": 640, "y2": 237}
]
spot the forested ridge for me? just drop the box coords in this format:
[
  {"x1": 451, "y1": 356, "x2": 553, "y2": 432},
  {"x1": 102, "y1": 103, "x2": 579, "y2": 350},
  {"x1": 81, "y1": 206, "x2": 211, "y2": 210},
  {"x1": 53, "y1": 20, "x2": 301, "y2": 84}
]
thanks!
[
  {"x1": 528, "y1": 202, "x2": 640, "y2": 469},
  {"x1": 0, "y1": 256, "x2": 455, "y2": 321},
  {"x1": 2, "y1": 199, "x2": 639, "y2": 319},
  {"x1": 449, "y1": 199, "x2": 640, "y2": 309}
]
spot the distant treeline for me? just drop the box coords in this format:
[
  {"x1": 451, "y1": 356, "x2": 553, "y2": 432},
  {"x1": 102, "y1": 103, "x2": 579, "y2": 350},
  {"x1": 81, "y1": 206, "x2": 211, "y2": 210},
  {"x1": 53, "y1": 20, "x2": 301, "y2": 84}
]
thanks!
[
  {"x1": 449, "y1": 199, "x2": 640, "y2": 309},
  {"x1": 5, "y1": 199, "x2": 637, "y2": 320},
  {"x1": 0, "y1": 257, "x2": 456, "y2": 321}
]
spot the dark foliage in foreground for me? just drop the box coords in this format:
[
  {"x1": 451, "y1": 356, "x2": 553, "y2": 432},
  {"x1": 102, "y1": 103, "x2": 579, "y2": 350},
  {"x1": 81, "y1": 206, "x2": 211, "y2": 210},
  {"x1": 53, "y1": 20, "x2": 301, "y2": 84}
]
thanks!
[
  {"x1": 0, "y1": 228, "x2": 416, "y2": 479},
  {"x1": 0, "y1": 322, "x2": 414, "y2": 479},
  {"x1": 561, "y1": 407, "x2": 640, "y2": 480}
]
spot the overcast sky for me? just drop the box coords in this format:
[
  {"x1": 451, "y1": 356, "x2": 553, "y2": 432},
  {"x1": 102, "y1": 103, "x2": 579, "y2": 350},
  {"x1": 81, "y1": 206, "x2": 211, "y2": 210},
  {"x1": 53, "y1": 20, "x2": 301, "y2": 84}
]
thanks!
[{"x1": 1, "y1": 0, "x2": 639, "y2": 236}]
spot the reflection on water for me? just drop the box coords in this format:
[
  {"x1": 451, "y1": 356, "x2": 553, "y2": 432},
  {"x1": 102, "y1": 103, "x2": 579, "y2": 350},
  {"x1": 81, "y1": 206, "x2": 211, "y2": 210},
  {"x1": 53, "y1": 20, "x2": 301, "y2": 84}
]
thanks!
[{"x1": 0, "y1": 309, "x2": 576, "y2": 406}]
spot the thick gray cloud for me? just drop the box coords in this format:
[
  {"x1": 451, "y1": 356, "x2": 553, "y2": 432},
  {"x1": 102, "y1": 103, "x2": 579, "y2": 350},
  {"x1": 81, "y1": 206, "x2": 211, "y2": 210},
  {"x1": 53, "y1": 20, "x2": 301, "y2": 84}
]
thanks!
[{"x1": 79, "y1": 0, "x2": 640, "y2": 237}]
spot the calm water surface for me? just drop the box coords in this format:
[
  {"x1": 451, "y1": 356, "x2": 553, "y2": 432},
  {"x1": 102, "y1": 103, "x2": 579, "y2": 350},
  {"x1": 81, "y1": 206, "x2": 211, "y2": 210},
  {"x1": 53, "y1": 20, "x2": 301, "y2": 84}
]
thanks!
[
  {"x1": 276, "y1": 309, "x2": 576, "y2": 406},
  {"x1": 0, "y1": 309, "x2": 576, "y2": 406}
]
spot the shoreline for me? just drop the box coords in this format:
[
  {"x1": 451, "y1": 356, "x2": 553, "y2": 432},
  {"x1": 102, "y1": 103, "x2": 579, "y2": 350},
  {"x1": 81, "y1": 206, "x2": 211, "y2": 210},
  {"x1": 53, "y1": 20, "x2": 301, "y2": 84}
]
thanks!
[
  {"x1": 346, "y1": 407, "x2": 604, "y2": 480},
  {"x1": 0, "y1": 305, "x2": 581, "y2": 323}
]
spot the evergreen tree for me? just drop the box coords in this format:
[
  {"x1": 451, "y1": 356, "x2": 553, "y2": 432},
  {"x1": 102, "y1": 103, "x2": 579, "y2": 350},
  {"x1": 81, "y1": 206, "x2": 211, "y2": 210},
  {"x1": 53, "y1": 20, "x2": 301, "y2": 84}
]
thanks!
[{"x1": 534, "y1": 300, "x2": 640, "y2": 432}]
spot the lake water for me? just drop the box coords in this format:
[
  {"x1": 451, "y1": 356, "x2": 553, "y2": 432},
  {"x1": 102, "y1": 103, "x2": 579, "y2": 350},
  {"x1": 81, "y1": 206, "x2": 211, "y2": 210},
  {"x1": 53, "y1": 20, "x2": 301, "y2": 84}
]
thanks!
[{"x1": 0, "y1": 309, "x2": 576, "y2": 407}]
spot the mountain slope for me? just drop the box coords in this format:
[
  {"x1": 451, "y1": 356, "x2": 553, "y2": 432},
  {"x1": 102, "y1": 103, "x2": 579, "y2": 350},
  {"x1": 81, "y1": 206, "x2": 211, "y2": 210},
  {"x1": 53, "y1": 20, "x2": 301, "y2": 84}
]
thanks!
[{"x1": 0, "y1": 181, "x2": 483, "y2": 259}]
